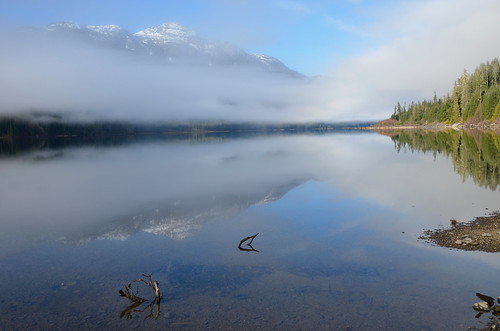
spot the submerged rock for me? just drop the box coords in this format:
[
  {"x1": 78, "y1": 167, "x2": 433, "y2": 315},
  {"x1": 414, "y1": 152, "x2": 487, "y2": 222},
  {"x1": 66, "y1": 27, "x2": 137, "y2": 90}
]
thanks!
[{"x1": 473, "y1": 301, "x2": 490, "y2": 312}]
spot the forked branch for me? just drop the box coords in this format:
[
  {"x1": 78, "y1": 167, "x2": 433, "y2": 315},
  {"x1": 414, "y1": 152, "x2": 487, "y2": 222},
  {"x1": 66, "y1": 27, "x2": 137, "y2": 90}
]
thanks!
[
  {"x1": 238, "y1": 233, "x2": 260, "y2": 252},
  {"x1": 119, "y1": 273, "x2": 162, "y2": 320}
]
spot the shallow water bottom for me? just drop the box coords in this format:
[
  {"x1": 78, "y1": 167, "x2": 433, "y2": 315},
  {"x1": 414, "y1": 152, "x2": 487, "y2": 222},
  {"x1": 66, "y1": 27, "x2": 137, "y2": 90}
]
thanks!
[{"x1": 1, "y1": 214, "x2": 498, "y2": 331}]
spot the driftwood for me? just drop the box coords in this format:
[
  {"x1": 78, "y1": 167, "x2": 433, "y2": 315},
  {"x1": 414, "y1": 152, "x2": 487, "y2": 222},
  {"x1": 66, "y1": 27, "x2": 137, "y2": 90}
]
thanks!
[
  {"x1": 119, "y1": 274, "x2": 162, "y2": 320},
  {"x1": 238, "y1": 233, "x2": 260, "y2": 252}
]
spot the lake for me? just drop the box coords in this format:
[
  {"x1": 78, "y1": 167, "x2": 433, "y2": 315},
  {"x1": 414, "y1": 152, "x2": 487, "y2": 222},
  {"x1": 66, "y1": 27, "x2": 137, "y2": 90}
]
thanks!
[{"x1": 0, "y1": 129, "x2": 499, "y2": 330}]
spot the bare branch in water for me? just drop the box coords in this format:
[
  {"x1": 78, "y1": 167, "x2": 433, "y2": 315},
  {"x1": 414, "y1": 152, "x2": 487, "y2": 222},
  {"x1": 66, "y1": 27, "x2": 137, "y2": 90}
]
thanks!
[
  {"x1": 136, "y1": 274, "x2": 162, "y2": 301},
  {"x1": 238, "y1": 233, "x2": 260, "y2": 252},
  {"x1": 238, "y1": 244, "x2": 260, "y2": 253},
  {"x1": 119, "y1": 300, "x2": 146, "y2": 320},
  {"x1": 118, "y1": 283, "x2": 147, "y2": 303},
  {"x1": 119, "y1": 274, "x2": 162, "y2": 320}
]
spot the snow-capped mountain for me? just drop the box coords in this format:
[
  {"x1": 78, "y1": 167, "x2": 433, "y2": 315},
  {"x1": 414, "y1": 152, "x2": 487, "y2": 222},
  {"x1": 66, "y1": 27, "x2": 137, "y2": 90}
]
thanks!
[{"x1": 38, "y1": 21, "x2": 302, "y2": 76}]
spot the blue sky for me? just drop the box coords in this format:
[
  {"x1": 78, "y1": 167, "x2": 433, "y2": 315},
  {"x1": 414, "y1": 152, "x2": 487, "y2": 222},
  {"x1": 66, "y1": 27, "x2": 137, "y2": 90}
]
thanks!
[
  {"x1": 1, "y1": 0, "x2": 500, "y2": 121},
  {"x1": 1, "y1": 0, "x2": 397, "y2": 76}
]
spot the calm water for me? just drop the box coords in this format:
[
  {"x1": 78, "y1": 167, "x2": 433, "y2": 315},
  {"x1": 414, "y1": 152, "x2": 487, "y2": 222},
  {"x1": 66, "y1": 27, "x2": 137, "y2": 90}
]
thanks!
[{"x1": 0, "y1": 130, "x2": 499, "y2": 330}]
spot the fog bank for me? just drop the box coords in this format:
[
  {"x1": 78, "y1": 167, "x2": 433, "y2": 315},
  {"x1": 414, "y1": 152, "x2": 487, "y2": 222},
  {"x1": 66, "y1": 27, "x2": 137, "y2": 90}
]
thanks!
[{"x1": 0, "y1": 32, "x2": 326, "y2": 123}]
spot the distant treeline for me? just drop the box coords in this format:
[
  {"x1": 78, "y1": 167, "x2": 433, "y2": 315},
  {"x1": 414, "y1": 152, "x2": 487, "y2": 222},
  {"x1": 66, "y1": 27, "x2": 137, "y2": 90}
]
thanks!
[
  {"x1": 0, "y1": 116, "x2": 374, "y2": 157},
  {"x1": 0, "y1": 116, "x2": 371, "y2": 139},
  {"x1": 390, "y1": 58, "x2": 500, "y2": 124},
  {"x1": 391, "y1": 130, "x2": 500, "y2": 190}
]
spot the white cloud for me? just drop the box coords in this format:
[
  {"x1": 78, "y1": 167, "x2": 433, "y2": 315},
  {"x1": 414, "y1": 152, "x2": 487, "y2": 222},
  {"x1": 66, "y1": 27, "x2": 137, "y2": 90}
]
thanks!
[{"x1": 318, "y1": 0, "x2": 500, "y2": 121}]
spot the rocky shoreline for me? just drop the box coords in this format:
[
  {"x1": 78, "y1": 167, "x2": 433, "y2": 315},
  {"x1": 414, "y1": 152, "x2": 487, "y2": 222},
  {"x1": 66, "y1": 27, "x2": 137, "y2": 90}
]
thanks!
[
  {"x1": 420, "y1": 213, "x2": 500, "y2": 252},
  {"x1": 365, "y1": 119, "x2": 500, "y2": 132}
]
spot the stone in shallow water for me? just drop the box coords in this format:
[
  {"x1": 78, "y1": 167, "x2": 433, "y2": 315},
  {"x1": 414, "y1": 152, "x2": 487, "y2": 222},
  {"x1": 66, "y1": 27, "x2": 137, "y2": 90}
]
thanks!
[{"x1": 473, "y1": 301, "x2": 490, "y2": 312}]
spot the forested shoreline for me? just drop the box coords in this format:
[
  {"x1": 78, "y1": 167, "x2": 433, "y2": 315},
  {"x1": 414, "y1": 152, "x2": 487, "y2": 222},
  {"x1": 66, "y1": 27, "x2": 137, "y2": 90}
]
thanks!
[
  {"x1": 0, "y1": 117, "x2": 374, "y2": 157},
  {"x1": 381, "y1": 58, "x2": 500, "y2": 127},
  {"x1": 0, "y1": 116, "x2": 370, "y2": 140}
]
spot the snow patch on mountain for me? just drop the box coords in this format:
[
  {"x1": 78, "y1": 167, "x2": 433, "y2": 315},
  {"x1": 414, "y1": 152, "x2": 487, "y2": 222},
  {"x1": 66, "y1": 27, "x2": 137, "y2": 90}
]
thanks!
[
  {"x1": 253, "y1": 53, "x2": 281, "y2": 66},
  {"x1": 46, "y1": 21, "x2": 81, "y2": 31},
  {"x1": 134, "y1": 22, "x2": 197, "y2": 45},
  {"x1": 86, "y1": 24, "x2": 123, "y2": 35}
]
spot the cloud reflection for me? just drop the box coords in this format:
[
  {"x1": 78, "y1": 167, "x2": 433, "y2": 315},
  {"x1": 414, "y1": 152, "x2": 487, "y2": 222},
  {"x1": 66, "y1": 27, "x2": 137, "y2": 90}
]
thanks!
[{"x1": 0, "y1": 132, "x2": 498, "y2": 257}]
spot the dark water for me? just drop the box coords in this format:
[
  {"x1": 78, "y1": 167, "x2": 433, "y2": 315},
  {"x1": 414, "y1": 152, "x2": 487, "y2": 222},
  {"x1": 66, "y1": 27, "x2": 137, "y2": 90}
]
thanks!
[{"x1": 0, "y1": 130, "x2": 499, "y2": 330}]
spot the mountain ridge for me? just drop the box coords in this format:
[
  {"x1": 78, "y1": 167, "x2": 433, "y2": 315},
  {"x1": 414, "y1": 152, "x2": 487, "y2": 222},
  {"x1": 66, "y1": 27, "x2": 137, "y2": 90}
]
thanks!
[{"x1": 35, "y1": 21, "x2": 303, "y2": 77}]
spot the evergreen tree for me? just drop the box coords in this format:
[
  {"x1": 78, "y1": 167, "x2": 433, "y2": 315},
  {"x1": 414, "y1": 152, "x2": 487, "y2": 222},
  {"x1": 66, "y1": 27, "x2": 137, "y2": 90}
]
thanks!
[{"x1": 390, "y1": 58, "x2": 500, "y2": 124}]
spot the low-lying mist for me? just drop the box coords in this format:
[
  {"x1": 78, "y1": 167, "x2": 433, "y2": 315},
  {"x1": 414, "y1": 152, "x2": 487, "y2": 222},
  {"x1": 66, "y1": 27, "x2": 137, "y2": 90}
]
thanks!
[{"x1": 0, "y1": 31, "x2": 327, "y2": 124}]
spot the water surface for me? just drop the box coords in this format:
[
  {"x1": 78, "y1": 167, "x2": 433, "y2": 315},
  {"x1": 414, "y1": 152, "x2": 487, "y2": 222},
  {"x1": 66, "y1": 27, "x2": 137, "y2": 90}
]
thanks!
[{"x1": 0, "y1": 130, "x2": 499, "y2": 330}]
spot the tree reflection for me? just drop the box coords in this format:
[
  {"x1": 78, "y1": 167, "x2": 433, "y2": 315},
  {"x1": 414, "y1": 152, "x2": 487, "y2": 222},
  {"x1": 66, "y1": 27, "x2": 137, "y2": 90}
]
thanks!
[{"x1": 389, "y1": 130, "x2": 500, "y2": 190}]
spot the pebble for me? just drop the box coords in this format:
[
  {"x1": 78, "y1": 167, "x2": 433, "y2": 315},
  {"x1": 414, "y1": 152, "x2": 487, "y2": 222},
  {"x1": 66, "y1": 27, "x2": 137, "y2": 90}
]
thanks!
[
  {"x1": 473, "y1": 301, "x2": 490, "y2": 312},
  {"x1": 455, "y1": 240, "x2": 463, "y2": 245},
  {"x1": 482, "y1": 233, "x2": 492, "y2": 237}
]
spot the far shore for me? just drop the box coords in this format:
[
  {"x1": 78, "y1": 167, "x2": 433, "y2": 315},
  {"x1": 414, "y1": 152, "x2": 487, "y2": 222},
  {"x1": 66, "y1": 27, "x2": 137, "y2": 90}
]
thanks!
[{"x1": 364, "y1": 119, "x2": 500, "y2": 132}]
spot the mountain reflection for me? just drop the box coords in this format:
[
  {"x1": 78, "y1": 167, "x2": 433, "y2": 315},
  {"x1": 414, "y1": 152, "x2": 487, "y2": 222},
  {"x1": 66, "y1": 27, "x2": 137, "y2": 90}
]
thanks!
[
  {"x1": 59, "y1": 182, "x2": 302, "y2": 245},
  {"x1": 389, "y1": 130, "x2": 500, "y2": 190},
  {"x1": 1, "y1": 132, "x2": 326, "y2": 252}
]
